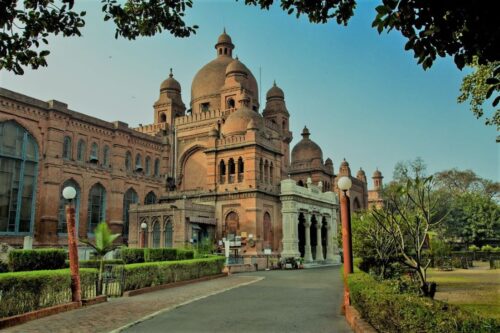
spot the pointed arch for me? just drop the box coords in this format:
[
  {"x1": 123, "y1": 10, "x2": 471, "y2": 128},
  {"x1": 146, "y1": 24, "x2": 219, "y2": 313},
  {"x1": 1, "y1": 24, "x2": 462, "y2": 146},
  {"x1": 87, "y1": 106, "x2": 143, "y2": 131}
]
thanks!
[
  {"x1": 164, "y1": 217, "x2": 173, "y2": 247},
  {"x1": 263, "y1": 212, "x2": 273, "y2": 249},
  {"x1": 219, "y1": 159, "x2": 226, "y2": 184},
  {"x1": 144, "y1": 191, "x2": 157, "y2": 205},
  {"x1": 63, "y1": 136, "x2": 72, "y2": 160},
  {"x1": 123, "y1": 188, "x2": 138, "y2": 238},
  {"x1": 87, "y1": 183, "x2": 106, "y2": 234}
]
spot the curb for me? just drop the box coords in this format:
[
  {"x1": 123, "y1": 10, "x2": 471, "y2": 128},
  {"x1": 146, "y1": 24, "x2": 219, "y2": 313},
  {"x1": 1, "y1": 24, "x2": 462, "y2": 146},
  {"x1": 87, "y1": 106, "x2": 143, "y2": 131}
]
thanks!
[
  {"x1": 123, "y1": 273, "x2": 228, "y2": 297},
  {"x1": 0, "y1": 302, "x2": 81, "y2": 330},
  {"x1": 344, "y1": 304, "x2": 377, "y2": 333}
]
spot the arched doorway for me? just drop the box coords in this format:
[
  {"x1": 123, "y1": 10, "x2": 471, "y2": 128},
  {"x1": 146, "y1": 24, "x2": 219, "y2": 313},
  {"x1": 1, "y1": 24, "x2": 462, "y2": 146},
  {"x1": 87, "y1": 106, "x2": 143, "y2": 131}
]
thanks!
[
  {"x1": 225, "y1": 212, "x2": 238, "y2": 240},
  {"x1": 310, "y1": 215, "x2": 318, "y2": 260},
  {"x1": 321, "y1": 217, "x2": 328, "y2": 260},
  {"x1": 263, "y1": 212, "x2": 272, "y2": 250},
  {"x1": 298, "y1": 213, "x2": 306, "y2": 258}
]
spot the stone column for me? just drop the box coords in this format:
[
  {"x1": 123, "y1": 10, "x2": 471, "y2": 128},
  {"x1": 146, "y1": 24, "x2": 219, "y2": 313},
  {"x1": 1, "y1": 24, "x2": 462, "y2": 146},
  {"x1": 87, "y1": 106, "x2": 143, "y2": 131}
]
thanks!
[
  {"x1": 304, "y1": 215, "x2": 313, "y2": 262},
  {"x1": 281, "y1": 210, "x2": 300, "y2": 258},
  {"x1": 316, "y1": 222, "x2": 323, "y2": 261},
  {"x1": 325, "y1": 216, "x2": 338, "y2": 262}
]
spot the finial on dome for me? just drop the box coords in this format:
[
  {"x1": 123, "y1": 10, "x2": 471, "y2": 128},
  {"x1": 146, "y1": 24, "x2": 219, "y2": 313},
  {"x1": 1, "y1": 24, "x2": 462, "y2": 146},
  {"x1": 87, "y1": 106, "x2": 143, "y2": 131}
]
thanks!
[
  {"x1": 223, "y1": 27, "x2": 226, "y2": 33},
  {"x1": 169, "y1": 68, "x2": 173, "y2": 78},
  {"x1": 301, "y1": 126, "x2": 310, "y2": 138},
  {"x1": 273, "y1": 80, "x2": 276, "y2": 86}
]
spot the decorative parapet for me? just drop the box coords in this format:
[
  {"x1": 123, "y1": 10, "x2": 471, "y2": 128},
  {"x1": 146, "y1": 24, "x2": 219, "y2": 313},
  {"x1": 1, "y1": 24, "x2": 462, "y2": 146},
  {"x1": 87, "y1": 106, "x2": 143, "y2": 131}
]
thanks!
[{"x1": 280, "y1": 178, "x2": 338, "y2": 205}]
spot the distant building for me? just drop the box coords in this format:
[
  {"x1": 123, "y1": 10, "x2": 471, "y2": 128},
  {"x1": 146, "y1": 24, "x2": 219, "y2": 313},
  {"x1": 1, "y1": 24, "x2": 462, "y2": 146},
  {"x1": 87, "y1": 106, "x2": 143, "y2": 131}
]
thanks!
[{"x1": 0, "y1": 30, "x2": 382, "y2": 266}]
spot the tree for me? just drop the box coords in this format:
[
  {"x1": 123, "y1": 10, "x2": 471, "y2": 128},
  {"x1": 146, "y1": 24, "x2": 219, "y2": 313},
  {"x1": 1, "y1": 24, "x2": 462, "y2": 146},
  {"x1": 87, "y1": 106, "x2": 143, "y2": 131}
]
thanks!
[
  {"x1": 458, "y1": 59, "x2": 500, "y2": 129},
  {"x1": 371, "y1": 175, "x2": 445, "y2": 297},
  {"x1": 434, "y1": 168, "x2": 499, "y2": 200},
  {"x1": 392, "y1": 156, "x2": 426, "y2": 183},
  {"x1": 80, "y1": 222, "x2": 120, "y2": 295},
  {"x1": 2, "y1": 1, "x2": 499, "y2": 74}
]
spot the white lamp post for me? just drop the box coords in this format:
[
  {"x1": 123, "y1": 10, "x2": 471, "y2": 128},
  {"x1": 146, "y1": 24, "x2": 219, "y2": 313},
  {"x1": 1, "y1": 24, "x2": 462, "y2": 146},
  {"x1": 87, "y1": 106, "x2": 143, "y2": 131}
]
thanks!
[{"x1": 63, "y1": 186, "x2": 81, "y2": 303}]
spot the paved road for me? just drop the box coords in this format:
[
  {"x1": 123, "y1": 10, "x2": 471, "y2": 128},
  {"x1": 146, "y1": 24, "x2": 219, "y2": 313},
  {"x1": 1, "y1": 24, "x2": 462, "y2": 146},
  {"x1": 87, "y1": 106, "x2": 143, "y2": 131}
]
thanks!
[{"x1": 125, "y1": 266, "x2": 351, "y2": 333}]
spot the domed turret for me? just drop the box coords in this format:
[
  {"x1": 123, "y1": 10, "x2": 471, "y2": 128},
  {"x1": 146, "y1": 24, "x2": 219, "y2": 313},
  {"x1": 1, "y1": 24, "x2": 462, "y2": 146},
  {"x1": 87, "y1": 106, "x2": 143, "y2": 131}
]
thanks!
[
  {"x1": 160, "y1": 68, "x2": 181, "y2": 93},
  {"x1": 222, "y1": 106, "x2": 264, "y2": 136},
  {"x1": 372, "y1": 168, "x2": 383, "y2": 190},
  {"x1": 291, "y1": 126, "x2": 323, "y2": 163},
  {"x1": 357, "y1": 168, "x2": 367, "y2": 183},
  {"x1": 338, "y1": 158, "x2": 352, "y2": 176},
  {"x1": 266, "y1": 81, "x2": 284, "y2": 100},
  {"x1": 373, "y1": 169, "x2": 382, "y2": 178},
  {"x1": 226, "y1": 57, "x2": 248, "y2": 77},
  {"x1": 215, "y1": 28, "x2": 234, "y2": 56}
]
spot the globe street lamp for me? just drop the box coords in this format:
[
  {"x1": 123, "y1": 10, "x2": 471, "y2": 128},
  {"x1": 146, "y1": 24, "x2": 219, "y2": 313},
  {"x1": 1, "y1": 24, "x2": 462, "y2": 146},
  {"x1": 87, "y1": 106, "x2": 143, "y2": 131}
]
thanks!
[
  {"x1": 63, "y1": 186, "x2": 81, "y2": 303},
  {"x1": 337, "y1": 176, "x2": 353, "y2": 274},
  {"x1": 140, "y1": 222, "x2": 148, "y2": 248}
]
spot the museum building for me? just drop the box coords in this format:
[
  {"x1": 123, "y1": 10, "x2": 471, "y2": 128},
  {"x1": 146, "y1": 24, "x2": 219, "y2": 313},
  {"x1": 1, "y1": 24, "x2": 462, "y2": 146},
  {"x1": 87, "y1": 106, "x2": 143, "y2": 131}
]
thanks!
[{"x1": 0, "y1": 31, "x2": 383, "y2": 264}]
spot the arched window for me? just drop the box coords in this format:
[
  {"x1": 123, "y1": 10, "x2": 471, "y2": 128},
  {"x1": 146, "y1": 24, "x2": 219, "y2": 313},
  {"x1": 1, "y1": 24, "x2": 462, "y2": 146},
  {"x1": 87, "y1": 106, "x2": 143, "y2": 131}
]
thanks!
[
  {"x1": 77, "y1": 139, "x2": 86, "y2": 162},
  {"x1": 259, "y1": 158, "x2": 263, "y2": 182},
  {"x1": 58, "y1": 180, "x2": 80, "y2": 234},
  {"x1": 87, "y1": 183, "x2": 106, "y2": 234},
  {"x1": 228, "y1": 158, "x2": 235, "y2": 183},
  {"x1": 144, "y1": 191, "x2": 157, "y2": 205},
  {"x1": 103, "y1": 145, "x2": 110, "y2": 167},
  {"x1": 152, "y1": 222, "x2": 161, "y2": 248},
  {"x1": 225, "y1": 212, "x2": 238, "y2": 239},
  {"x1": 219, "y1": 160, "x2": 226, "y2": 184},
  {"x1": 164, "y1": 218, "x2": 173, "y2": 247},
  {"x1": 269, "y1": 162, "x2": 274, "y2": 184},
  {"x1": 62, "y1": 136, "x2": 72, "y2": 160},
  {"x1": 263, "y1": 212, "x2": 272, "y2": 249},
  {"x1": 0, "y1": 121, "x2": 39, "y2": 234},
  {"x1": 154, "y1": 158, "x2": 160, "y2": 177},
  {"x1": 297, "y1": 180, "x2": 304, "y2": 187},
  {"x1": 125, "y1": 151, "x2": 132, "y2": 171},
  {"x1": 353, "y1": 197, "x2": 361, "y2": 211},
  {"x1": 160, "y1": 113, "x2": 167, "y2": 123},
  {"x1": 135, "y1": 154, "x2": 142, "y2": 171},
  {"x1": 282, "y1": 120, "x2": 286, "y2": 129},
  {"x1": 90, "y1": 142, "x2": 99, "y2": 162},
  {"x1": 145, "y1": 156, "x2": 151, "y2": 176},
  {"x1": 227, "y1": 98, "x2": 235, "y2": 108},
  {"x1": 224, "y1": 48, "x2": 227, "y2": 55},
  {"x1": 264, "y1": 160, "x2": 269, "y2": 183},
  {"x1": 237, "y1": 157, "x2": 244, "y2": 182},
  {"x1": 122, "y1": 188, "x2": 138, "y2": 238}
]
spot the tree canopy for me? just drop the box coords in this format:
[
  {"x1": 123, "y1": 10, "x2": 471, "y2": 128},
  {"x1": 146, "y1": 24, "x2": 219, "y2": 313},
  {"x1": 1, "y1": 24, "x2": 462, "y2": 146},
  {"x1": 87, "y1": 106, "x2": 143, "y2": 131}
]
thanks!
[{"x1": 1, "y1": 0, "x2": 499, "y2": 74}]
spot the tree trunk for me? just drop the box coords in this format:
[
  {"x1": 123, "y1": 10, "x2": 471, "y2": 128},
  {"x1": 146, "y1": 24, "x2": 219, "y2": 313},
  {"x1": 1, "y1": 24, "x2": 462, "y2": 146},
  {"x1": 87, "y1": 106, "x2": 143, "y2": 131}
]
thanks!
[{"x1": 98, "y1": 257, "x2": 104, "y2": 295}]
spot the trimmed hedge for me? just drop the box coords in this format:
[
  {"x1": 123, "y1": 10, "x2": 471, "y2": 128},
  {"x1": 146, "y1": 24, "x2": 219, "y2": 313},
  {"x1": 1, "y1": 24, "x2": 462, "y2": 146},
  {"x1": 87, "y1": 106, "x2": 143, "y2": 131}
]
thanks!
[
  {"x1": 8, "y1": 249, "x2": 67, "y2": 272},
  {"x1": 0, "y1": 268, "x2": 98, "y2": 318},
  {"x1": 121, "y1": 248, "x2": 145, "y2": 264},
  {"x1": 78, "y1": 259, "x2": 124, "y2": 269},
  {"x1": 348, "y1": 270, "x2": 500, "y2": 332},
  {"x1": 121, "y1": 247, "x2": 195, "y2": 264},
  {"x1": 123, "y1": 256, "x2": 225, "y2": 291}
]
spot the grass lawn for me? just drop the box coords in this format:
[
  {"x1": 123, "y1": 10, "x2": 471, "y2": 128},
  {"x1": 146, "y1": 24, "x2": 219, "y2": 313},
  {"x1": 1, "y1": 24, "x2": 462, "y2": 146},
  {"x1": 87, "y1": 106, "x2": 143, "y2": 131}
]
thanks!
[{"x1": 427, "y1": 261, "x2": 500, "y2": 319}]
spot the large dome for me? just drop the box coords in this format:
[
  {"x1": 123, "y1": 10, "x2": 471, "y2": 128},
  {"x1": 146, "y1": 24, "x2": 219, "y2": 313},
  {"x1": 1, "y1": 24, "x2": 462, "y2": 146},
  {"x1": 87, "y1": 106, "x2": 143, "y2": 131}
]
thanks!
[
  {"x1": 291, "y1": 126, "x2": 323, "y2": 163},
  {"x1": 190, "y1": 31, "x2": 258, "y2": 106},
  {"x1": 222, "y1": 107, "x2": 263, "y2": 136}
]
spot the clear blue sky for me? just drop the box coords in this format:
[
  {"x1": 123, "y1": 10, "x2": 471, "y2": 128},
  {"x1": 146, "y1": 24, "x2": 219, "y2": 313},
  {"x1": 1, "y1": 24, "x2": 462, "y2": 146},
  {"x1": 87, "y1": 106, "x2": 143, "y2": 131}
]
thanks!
[{"x1": 1, "y1": 0, "x2": 498, "y2": 183}]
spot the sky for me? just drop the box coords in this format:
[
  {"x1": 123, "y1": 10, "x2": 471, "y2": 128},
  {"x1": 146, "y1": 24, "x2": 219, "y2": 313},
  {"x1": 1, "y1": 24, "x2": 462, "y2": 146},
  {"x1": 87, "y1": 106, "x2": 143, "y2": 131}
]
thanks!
[{"x1": 1, "y1": 0, "x2": 498, "y2": 183}]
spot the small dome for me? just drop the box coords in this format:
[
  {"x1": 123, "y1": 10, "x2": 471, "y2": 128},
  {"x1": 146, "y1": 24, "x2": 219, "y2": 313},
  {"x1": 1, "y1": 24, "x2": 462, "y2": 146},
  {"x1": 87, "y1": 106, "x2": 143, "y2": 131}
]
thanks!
[
  {"x1": 291, "y1": 126, "x2": 323, "y2": 163},
  {"x1": 226, "y1": 58, "x2": 248, "y2": 76},
  {"x1": 266, "y1": 81, "x2": 284, "y2": 100},
  {"x1": 247, "y1": 118, "x2": 259, "y2": 131},
  {"x1": 340, "y1": 158, "x2": 349, "y2": 168},
  {"x1": 160, "y1": 69, "x2": 181, "y2": 92},
  {"x1": 373, "y1": 169, "x2": 383, "y2": 178},
  {"x1": 325, "y1": 158, "x2": 333, "y2": 165},
  {"x1": 222, "y1": 106, "x2": 263, "y2": 136},
  {"x1": 216, "y1": 29, "x2": 233, "y2": 45},
  {"x1": 357, "y1": 168, "x2": 366, "y2": 177}
]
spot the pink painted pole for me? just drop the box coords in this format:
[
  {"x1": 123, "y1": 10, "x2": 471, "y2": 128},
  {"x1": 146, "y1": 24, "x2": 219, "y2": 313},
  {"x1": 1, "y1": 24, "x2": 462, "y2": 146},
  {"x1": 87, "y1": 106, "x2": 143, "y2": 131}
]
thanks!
[{"x1": 66, "y1": 204, "x2": 81, "y2": 303}]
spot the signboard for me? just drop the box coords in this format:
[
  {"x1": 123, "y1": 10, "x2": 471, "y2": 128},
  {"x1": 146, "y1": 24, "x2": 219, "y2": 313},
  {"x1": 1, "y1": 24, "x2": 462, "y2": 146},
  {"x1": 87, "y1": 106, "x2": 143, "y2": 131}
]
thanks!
[
  {"x1": 189, "y1": 217, "x2": 217, "y2": 225},
  {"x1": 263, "y1": 249, "x2": 272, "y2": 255}
]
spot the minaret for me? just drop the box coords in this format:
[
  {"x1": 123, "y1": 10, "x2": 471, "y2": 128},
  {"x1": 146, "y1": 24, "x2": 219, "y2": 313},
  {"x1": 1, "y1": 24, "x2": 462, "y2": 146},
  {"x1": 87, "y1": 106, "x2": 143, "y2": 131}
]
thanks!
[
  {"x1": 154, "y1": 68, "x2": 185, "y2": 125},
  {"x1": 263, "y1": 81, "x2": 292, "y2": 176},
  {"x1": 372, "y1": 168, "x2": 383, "y2": 190},
  {"x1": 338, "y1": 158, "x2": 352, "y2": 177},
  {"x1": 356, "y1": 168, "x2": 367, "y2": 183}
]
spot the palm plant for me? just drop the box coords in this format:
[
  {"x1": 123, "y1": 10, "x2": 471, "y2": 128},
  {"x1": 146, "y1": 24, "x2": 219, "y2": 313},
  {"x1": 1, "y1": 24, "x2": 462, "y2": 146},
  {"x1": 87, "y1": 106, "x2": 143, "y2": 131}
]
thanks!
[{"x1": 80, "y1": 222, "x2": 120, "y2": 295}]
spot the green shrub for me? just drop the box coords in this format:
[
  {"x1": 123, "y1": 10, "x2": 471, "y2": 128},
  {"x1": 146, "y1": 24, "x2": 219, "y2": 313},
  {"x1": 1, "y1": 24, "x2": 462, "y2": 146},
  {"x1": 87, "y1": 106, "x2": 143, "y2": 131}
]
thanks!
[
  {"x1": 348, "y1": 270, "x2": 499, "y2": 332},
  {"x1": 145, "y1": 248, "x2": 177, "y2": 262},
  {"x1": 8, "y1": 249, "x2": 67, "y2": 272},
  {"x1": 176, "y1": 249, "x2": 194, "y2": 260},
  {"x1": 481, "y1": 245, "x2": 494, "y2": 252},
  {"x1": 123, "y1": 256, "x2": 225, "y2": 291},
  {"x1": 0, "y1": 261, "x2": 8, "y2": 273},
  {"x1": 78, "y1": 259, "x2": 124, "y2": 269},
  {"x1": 468, "y1": 245, "x2": 479, "y2": 251},
  {"x1": 492, "y1": 247, "x2": 500, "y2": 253},
  {"x1": 121, "y1": 248, "x2": 145, "y2": 264},
  {"x1": 0, "y1": 268, "x2": 98, "y2": 318}
]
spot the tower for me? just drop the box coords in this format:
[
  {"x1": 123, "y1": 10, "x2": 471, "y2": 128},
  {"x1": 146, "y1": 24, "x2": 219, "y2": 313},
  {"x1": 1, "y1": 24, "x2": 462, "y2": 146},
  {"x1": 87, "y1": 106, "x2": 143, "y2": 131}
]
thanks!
[
  {"x1": 372, "y1": 169, "x2": 383, "y2": 190},
  {"x1": 154, "y1": 68, "x2": 185, "y2": 125}
]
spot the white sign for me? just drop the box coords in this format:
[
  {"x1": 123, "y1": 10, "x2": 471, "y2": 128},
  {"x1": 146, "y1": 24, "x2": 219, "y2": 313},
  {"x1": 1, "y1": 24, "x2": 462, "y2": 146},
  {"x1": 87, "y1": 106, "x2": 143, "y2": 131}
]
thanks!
[{"x1": 264, "y1": 249, "x2": 272, "y2": 255}]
